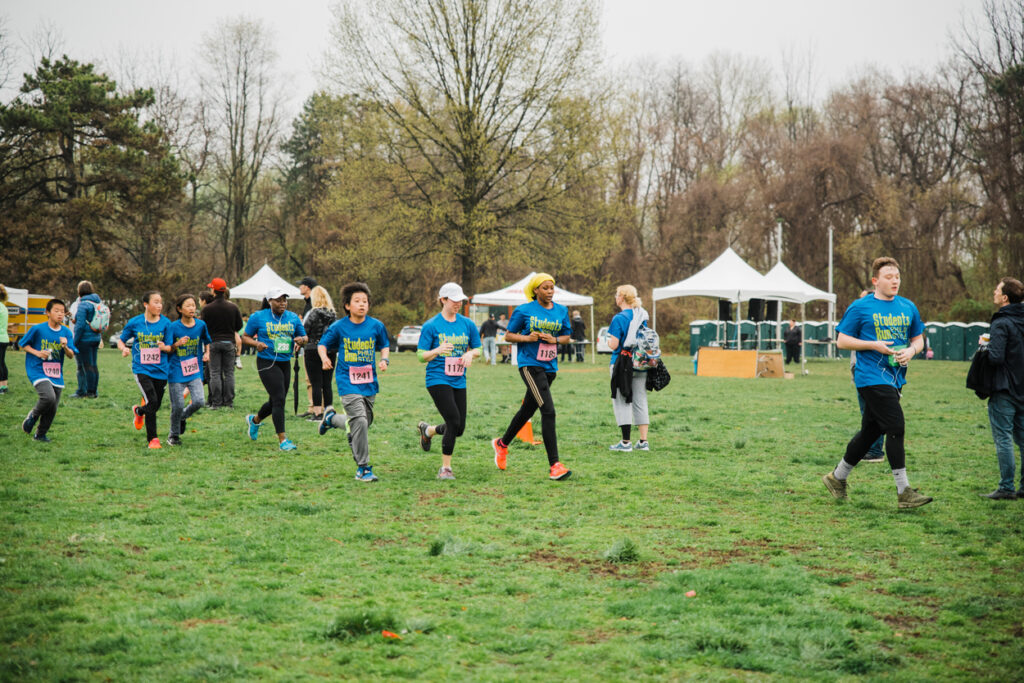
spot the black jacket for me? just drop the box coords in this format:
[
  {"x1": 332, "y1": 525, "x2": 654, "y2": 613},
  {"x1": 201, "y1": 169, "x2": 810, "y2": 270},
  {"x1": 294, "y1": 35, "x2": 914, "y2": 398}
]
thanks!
[
  {"x1": 988, "y1": 302, "x2": 1024, "y2": 401},
  {"x1": 610, "y1": 350, "x2": 634, "y2": 403},
  {"x1": 571, "y1": 318, "x2": 586, "y2": 341}
]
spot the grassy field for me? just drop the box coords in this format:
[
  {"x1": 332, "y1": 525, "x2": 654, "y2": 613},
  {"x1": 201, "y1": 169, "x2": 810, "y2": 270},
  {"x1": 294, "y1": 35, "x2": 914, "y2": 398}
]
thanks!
[{"x1": 1, "y1": 348, "x2": 1022, "y2": 680}]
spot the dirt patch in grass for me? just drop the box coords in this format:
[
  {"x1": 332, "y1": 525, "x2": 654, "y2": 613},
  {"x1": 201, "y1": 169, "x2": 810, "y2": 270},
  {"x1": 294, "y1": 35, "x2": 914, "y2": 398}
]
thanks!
[
  {"x1": 525, "y1": 549, "x2": 665, "y2": 579},
  {"x1": 671, "y1": 539, "x2": 808, "y2": 568},
  {"x1": 179, "y1": 618, "x2": 230, "y2": 629}
]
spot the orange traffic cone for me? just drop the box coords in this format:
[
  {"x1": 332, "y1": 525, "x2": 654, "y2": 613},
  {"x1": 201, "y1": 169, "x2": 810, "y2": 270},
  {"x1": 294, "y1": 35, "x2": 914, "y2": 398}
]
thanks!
[{"x1": 515, "y1": 419, "x2": 542, "y2": 445}]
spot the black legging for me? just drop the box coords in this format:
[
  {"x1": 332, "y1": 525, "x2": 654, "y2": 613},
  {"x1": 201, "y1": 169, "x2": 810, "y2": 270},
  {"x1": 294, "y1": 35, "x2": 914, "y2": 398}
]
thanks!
[
  {"x1": 501, "y1": 366, "x2": 559, "y2": 466},
  {"x1": 427, "y1": 384, "x2": 467, "y2": 456},
  {"x1": 134, "y1": 374, "x2": 167, "y2": 441},
  {"x1": 843, "y1": 385, "x2": 906, "y2": 470},
  {"x1": 256, "y1": 359, "x2": 291, "y2": 434},
  {"x1": 304, "y1": 347, "x2": 335, "y2": 411},
  {"x1": 0, "y1": 341, "x2": 7, "y2": 381}
]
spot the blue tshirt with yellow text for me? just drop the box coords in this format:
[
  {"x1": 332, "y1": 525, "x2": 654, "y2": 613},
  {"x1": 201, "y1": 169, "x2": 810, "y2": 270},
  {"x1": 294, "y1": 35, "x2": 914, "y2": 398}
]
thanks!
[
  {"x1": 22, "y1": 322, "x2": 78, "y2": 387},
  {"x1": 508, "y1": 300, "x2": 571, "y2": 372},
  {"x1": 319, "y1": 316, "x2": 390, "y2": 396},
  {"x1": 837, "y1": 294, "x2": 923, "y2": 388},
  {"x1": 418, "y1": 313, "x2": 482, "y2": 389},
  {"x1": 121, "y1": 314, "x2": 171, "y2": 380},
  {"x1": 164, "y1": 319, "x2": 212, "y2": 384},
  {"x1": 244, "y1": 309, "x2": 306, "y2": 362}
]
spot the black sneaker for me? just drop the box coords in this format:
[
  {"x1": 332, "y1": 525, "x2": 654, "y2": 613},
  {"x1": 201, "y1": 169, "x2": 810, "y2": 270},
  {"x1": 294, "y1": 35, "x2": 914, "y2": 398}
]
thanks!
[
  {"x1": 418, "y1": 421, "x2": 432, "y2": 451},
  {"x1": 22, "y1": 412, "x2": 38, "y2": 434},
  {"x1": 980, "y1": 489, "x2": 1016, "y2": 500},
  {"x1": 862, "y1": 453, "x2": 884, "y2": 463},
  {"x1": 33, "y1": 434, "x2": 51, "y2": 443},
  {"x1": 167, "y1": 436, "x2": 183, "y2": 446}
]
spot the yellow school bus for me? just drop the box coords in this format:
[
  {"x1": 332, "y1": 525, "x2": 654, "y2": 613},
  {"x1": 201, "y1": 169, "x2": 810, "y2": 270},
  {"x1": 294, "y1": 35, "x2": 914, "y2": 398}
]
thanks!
[{"x1": 6, "y1": 293, "x2": 53, "y2": 344}]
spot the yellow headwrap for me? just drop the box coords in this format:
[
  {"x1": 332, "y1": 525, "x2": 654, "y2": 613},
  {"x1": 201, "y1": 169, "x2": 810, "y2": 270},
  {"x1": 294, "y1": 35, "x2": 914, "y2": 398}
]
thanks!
[{"x1": 524, "y1": 272, "x2": 555, "y2": 300}]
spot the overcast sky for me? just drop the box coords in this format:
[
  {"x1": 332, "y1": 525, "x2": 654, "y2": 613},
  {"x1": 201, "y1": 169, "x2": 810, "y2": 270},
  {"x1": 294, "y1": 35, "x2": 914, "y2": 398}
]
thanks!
[{"x1": 4, "y1": 0, "x2": 977, "y2": 116}]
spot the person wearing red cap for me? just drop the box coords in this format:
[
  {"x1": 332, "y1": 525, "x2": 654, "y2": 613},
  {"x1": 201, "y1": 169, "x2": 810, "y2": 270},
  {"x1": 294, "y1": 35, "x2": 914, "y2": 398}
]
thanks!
[{"x1": 201, "y1": 278, "x2": 244, "y2": 409}]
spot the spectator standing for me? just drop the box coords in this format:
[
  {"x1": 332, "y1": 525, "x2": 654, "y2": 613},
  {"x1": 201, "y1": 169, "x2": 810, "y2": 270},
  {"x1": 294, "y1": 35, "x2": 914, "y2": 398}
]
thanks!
[
  {"x1": 70, "y1": 280, "x2": 102, "y2": 398},
  {"x1": 784, "y1": 320, "x2": 801, "y2": 365},
  {"x1": 201, "y1": 278, "x2": 243, "y2": 409},
  {"x1": 980, "y1": 277, "x2": 1024, "y2": 500},
  {"x1": 606, "y1": 285, "x2": 651, "y2": 451},
  {"x1": 571, "y1": 310, "x2": 587, "y2": 362},
  {"x1": 479, "y1": 314, "x2": 499, "y2": 366},
  {"x1": 296, "y1": 276, "x2": 317, "y2": 417},
  {"x1": 0, "y1": 284, "x2": 9, "y2": 395},
  {"x1": 302, "y1": 285, "x2": 338, "y2": 422}
]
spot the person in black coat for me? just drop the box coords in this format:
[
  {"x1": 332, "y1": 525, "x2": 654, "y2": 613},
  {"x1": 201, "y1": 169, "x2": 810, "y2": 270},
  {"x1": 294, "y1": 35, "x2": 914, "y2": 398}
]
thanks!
[{"x1": 981, "y1": 277, "x2": 1024, "y2": 499}]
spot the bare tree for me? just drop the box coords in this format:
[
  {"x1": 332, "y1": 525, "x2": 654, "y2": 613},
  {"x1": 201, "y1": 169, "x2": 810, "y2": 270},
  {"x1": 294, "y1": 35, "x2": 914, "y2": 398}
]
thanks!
[
  {"x1": 325, "y1": 0, "x2": 600, "y2": 293},
  {"x1": 198, "y1": 17, "x2": 283, "y2": 280}
]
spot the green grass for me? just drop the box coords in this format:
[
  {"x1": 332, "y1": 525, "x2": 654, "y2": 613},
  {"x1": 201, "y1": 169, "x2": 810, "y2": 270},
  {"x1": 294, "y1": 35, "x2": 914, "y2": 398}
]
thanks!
[{"x1": 1, "y1": 350, "x2": 1022, "y2": 680}]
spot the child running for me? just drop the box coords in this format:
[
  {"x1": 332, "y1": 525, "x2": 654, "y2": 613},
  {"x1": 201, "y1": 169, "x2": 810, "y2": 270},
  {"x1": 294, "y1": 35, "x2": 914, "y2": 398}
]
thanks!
[
  {"x1": 20, "y1": 298, "x2": 77, "y2": 442},
  {"x1": 165, "y1": 294, "x2": 211, "y2": 446},
  {"x1": 491, "y1": 273, "x2": 573, "y2": 480},
  {"x1": 117, "y1": 291, "x2": 171, "y2": 449},
  {"x1": 317, "y1": 282, "x2": 390, "y2": 482},
  {"x1": 416, "y1": 283, "x2": 482, "y2": 480},
  {"x1": 241, "y1": 288, "x2": 308, "y2": 452}
]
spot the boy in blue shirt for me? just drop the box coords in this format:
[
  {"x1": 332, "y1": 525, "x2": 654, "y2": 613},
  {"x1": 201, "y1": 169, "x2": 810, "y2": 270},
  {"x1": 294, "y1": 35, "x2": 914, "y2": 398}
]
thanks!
[
  {"x1": 317, "y1": 282, "x2": 390, "y2": 482},
  {"x1": 20, "y1": 299, "x2": 78, "y2": 442},
  {"x1": 823, "y1": 257, "x2": 932, "y2": 509}
]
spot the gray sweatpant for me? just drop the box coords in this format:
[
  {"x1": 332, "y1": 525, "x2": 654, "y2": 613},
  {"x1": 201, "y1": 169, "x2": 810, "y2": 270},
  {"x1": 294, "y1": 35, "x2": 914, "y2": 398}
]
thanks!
[
  {"x1": 328, "y1": 393, "x2": 376, "y2": 467},
  {"x1": 30, "y1": 380, "x2": 63, "y2": 437},
  {"x1": 168, "y1": 377, "x2": 205, "y2": 438},
  {"x1": 610, "y1": 366, "x2": 649, "y2": 427}
]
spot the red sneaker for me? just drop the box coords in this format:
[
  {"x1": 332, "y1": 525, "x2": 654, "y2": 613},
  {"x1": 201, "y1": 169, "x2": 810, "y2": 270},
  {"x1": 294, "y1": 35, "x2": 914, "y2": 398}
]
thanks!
[
  {"x1": 132, "y1": 405, "x2": 144, "y2": 430},
  {"x1": 148, "y1": 437, "x2": 162, "y2": 449},
  {"x1": 492, "y1": 438, "x2": 507, "y2": 470},
  {"x1": 549, "y1": 462, "x2": 571, "y2": 480}
]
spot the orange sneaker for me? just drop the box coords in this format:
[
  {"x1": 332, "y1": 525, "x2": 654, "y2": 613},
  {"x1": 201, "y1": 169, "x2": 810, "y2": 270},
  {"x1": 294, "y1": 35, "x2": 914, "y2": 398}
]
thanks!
[
  {"x1": 148, "y1": 437, "x2": 162, "y2": 449},
  {"x1": 492, "y1": 437, "x2": 507, "y2": 470},
  {"x1": 549, "y1": 462, "x2": 571, "y2": 480},
  {"x1": 132, "y1": 405, "x2": 144, "y2": 430}
]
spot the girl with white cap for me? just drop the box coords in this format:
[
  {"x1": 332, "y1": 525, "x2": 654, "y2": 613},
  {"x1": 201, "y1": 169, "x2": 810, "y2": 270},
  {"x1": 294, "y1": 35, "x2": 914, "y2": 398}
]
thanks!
[{"x1": 416, "y1": 282, "x2": 482, "y2": 480}]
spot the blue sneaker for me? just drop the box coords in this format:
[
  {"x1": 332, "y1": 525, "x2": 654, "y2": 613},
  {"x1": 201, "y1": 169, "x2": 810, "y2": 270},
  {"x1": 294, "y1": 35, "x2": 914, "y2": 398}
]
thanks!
[
  {"x1": 355, "y1": 466, "x2": 379, "y2": 482},
  {"x1": 609, "y1": 441, "x2": 633, "y2": 452},
  {"x1": 634, "y1": 441, "x2": 650, "y2": 451},
  {"x1": 319, "y1": 409, "x2": 336, "y2": 436},
  {"x1": 246, "y1": 414, "x2": 261, "y2": 441},
  {"x1": 279, "y1": 439, "x2": 297, "y2": 452},
  {"x1": 22, "y1": 411, "x2": 38, "y2": 435}
]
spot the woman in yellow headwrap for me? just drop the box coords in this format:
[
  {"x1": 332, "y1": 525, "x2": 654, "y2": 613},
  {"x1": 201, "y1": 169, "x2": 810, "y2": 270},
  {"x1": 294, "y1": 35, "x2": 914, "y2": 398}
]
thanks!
[{"x1": 490, "y1": 273, "x2": 573, "y2": 480}]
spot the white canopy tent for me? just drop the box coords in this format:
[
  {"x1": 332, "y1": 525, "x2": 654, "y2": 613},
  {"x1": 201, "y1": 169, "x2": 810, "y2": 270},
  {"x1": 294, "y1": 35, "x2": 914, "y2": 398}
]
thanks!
[
  {"x1": 471, "y1": 272, "x2": 596, "y2": 362},
  {"x1": 761, "y1": 262, "x2": 837, "y2": 372},
  {"x1": 652, "y1": 248, "x2": 836, "y2": 372},
  {"x1": 230, "y1": 264, "x2": 302, "y2": 302}
]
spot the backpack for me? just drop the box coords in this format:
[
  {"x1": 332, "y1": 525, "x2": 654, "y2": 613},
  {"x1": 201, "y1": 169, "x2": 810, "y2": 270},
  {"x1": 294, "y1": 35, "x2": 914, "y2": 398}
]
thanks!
[
  {"x1": 631, "y1": 326, "x2": 661, "y2": 371},
  {"x1": 965, "y1": 346, "x2": 996, "y2": 399},
  {"x1": 87, "y1": 301, "x2": 111, "y2": 333}
]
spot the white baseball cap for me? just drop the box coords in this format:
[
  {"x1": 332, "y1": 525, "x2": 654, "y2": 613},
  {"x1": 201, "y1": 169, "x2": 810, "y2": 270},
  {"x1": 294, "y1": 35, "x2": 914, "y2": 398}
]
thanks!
[
  {"x1": 265, "y1": 287, "x2": 289, "y2": 301},
  {"x1": 438, "y1": 282, "x2": 467, "y2": 302}
]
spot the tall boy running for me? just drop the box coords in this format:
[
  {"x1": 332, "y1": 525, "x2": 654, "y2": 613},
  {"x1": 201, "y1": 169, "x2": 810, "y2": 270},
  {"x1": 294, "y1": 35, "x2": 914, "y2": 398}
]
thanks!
[
  {"x1": 20, "y1": 299, "x2": 77, "y2": 442},
  {"x1": 823, "y1": 257, "x2": 933, "y2": 509}
]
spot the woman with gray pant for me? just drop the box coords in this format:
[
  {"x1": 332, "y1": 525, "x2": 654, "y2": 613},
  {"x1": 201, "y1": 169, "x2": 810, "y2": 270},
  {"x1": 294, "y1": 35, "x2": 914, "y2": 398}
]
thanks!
[{"x1": 607, "y1": 285, "x2": 651, "y2": 452}]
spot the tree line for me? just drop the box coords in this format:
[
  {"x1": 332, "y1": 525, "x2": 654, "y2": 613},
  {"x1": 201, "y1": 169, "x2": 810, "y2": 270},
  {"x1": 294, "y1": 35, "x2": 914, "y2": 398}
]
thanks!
[{"x1": 1, "y1": 0, "x2": 1022, "y2": 335}]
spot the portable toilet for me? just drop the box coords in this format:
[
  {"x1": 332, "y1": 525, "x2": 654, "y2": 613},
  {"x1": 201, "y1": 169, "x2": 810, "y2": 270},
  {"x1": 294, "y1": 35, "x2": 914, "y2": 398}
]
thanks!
[
  {"x1": 924, "y1": 322, "x2": 945, "y2": 360},
  {"x1": 689, "y1": 320, "x2": 713, "y2": 355},
  {"x1": 725, "y1": 320, "x2": 757, "y2": 349},
  {"x1": 757, "y1": 320, "x2": 780, "y2": 350},
  {"x1": 964, "y1": 322, "x2": 990, "y2": 356},
  {"x1": 944, "y1": 322, "x2": 968, "y2": 361},
  {"x1": 804, "y1": 321, "x2": 827, "y2": 358}
]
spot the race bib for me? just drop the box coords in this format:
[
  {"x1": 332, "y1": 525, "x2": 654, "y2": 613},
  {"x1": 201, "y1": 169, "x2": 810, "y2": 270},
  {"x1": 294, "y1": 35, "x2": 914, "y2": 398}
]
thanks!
[
  {"x1": 273, "y1": 337, "x2": 293, "y2": 354},
  {"x1": 42, "y1": 361, "x2": 61, "y2": 379},
  {"x1": 349, "y1": 364, "x2": 374, "y2": 385},
  {"x1": 140, "y1": 347, "x2": 161, "y2": 364},
  {"x1": 181, "y1": 357, "x2": 200, "y2": 376},
  {"x1": 537, "y1": 343, "x2": 557, "y2": 362},
  {"x1": 444, "y1": 356, "x2": 465, "y2": 377}
]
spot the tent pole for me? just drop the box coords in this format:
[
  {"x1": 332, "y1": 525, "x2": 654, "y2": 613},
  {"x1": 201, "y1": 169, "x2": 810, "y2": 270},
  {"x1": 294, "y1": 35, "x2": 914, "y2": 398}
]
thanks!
[
  {"x1": 735, "y1": 295, "x2": 740, "y2": 349},
  {"x1": 652, "y1": 299, "x2": 656, "y2": 332},
  {"x1": 590, "y1": 305, "x2": 595, "y2": 363},
  {"x1": 800, "y1": 303, "x2": 807, "y2": 375}
]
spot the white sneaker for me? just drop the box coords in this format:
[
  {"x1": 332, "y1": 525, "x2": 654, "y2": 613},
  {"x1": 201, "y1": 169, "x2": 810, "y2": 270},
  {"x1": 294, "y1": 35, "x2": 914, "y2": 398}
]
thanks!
[{"x1": 235, "y1": 358, "x2": 243, "y2": 369}]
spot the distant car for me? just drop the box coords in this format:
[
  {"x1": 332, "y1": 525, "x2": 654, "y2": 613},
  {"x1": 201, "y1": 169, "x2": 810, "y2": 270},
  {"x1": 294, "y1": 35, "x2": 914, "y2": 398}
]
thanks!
[
  {"x1": 110, "y1": 330, "x2": 132, "y2": 348},
  {"x1": 396, "y1": 325, "x2": 422, "y2": 352},
  {"x1": 596, "y1": 326, "x2": 613, "y2": 354}
]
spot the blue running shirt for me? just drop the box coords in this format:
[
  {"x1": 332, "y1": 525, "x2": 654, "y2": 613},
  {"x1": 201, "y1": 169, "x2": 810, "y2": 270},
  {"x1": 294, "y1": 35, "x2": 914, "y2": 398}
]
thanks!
[
  {"x1": 507, "y1": 300, "x2": 571, "y2": 372},
  {"x1": 418, "y1": 313, "x2": 482, "y2": 389},
  {"x1": 319, "y1": 316, "x2": 390, "y2": 396},
  {"x1": 837, "y1": 294, "x2": 923, "y2": 388}
]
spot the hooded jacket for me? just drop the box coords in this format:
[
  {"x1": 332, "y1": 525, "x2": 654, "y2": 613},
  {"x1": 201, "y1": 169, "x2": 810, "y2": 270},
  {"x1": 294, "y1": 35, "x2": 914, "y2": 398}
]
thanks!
[
  {"x1": 73, "y1": 293, "x2": 102, "y2": 345},
  {"x1": 988, "y1": 301, "x2": 1024, "y2": 401}
]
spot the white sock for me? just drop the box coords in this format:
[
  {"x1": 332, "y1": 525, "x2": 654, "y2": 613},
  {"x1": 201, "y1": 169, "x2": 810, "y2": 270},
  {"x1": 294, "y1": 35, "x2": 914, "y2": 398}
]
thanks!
[
  {"x1": 892, "y1": 468, "x2": 909, "y2": 494},
  {"x1": 834, "y1": 459, "x2": 854, "y2": 481}
]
